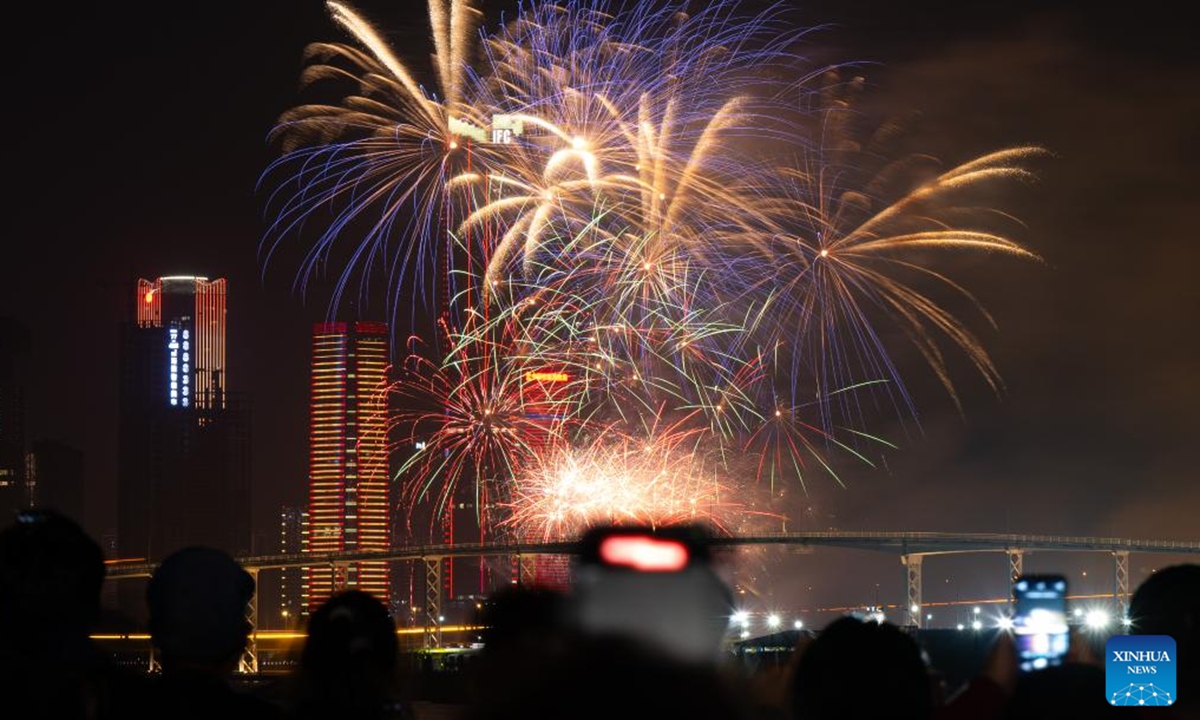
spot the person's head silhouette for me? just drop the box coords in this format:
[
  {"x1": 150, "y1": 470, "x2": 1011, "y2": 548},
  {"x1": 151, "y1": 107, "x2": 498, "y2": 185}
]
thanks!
[
  {"x1": 302, "y1": 590, "x2": 397, "y2": 677},
  {"x1": 791, "y1": 616, "x2": 933, "y2": 720},
  {"x1": 146, "y1": 546, "x2": 254, "y2": 674},
  {"x1": 294, "y1": 590, "x2": 400, "y2": 720},
  {"x1": 0, "y1": 509, "x2": 104, "y2": 642},
  {"x1": 1130, "y1": 564, "x2": 1200, "y2": 711}
]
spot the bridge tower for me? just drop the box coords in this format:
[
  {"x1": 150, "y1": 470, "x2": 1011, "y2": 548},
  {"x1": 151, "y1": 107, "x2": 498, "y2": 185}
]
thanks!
[
  {"x1": 903, "y1": 554, "x2": 922, "y2": 628},
  {"x1": 1113, "y1": 551, "x2": 1130, "y2": 619}
]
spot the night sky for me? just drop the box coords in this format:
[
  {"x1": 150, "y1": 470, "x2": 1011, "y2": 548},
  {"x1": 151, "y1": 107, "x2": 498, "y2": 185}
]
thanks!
[{"x1": 5, "y1": 1, "x2": 1197, "y2": 610}]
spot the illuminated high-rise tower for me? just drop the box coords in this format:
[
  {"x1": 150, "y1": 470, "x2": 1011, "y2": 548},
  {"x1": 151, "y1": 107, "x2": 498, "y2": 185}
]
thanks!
[
  {"x1": 277, "y1": 505, "x2": 306, "y2": 628},
  {"x1": 519, "y1": 366, "x2": 576, "y2": 588},
  {"x1": 118, "y1": 276, "x2": 250, "y2": 617},
  {"x1": 135, "y1": 276, "x2": 227, "y2": 409},
  {"x1": 303, "y1": 321, "x2": 391, "y2": 611}
]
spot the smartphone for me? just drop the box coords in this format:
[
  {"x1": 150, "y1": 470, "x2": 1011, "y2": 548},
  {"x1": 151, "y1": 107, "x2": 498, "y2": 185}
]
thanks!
[
  {"x1": 571, "y1": 525, "x2": 731, "y2": 664},
  {"x1": 1012, "y1": 575, "x2": 1070, "y2": 671}
]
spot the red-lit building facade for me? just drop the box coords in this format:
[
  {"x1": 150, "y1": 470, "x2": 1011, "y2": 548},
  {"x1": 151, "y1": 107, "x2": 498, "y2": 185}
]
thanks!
[
  {"x1": 136, "y1": 277, "x2": 228, "y2": 409},
  {"x1": 519, "y1": 366, "x2": 575, "y2": 587},
  {"x1": 304, "y1": 321, "x2": 391, "y2": 611}
]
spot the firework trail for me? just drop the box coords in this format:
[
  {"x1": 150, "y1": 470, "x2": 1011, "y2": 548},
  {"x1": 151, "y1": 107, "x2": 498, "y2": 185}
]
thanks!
[
  {"x1": 454, "y1": 1, "x2": 801, "y2": 288},
  {"x1": 262, "y1": 0, "x2": 494, "y2": 313},
  {"x1": 267, "y1": 1, "x2": 1044, "y2": 537},
  {"x1": 752, "y1": 78, "x2": 1045, "y2": 425},
  {"x1": 388, "y1": 313, "x2": 585, "y2": 521}
]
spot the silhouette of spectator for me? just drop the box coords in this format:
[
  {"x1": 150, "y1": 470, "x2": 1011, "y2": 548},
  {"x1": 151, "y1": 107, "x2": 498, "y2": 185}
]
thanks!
[
  {"x1": 145, "y1": 546, "x2": 282, "y2": 719},
  {"x1": 478, "y1": 585, "x2": 566, "y2": 651},
  {"x1": 790, "y1": 616, "x2": 934, "y2": 720},
  {"x1": 0, "y1": 509, "x2": 147, "y2": 719},
  {"x1": 1004, "y1": 662, "x2": 1122, "y2": 719},
  {"x1": 290, "y1": 590, "x2": 408, "y2": 720},
  {"x1": 935, "y1": 631, "x2": 1014, "y2": 720},
  {"x1": 1130, "y1": 564, "x2": 1200, "y2": 719},
  {"x1": 468, "y1": 632, "x2": 744, "y2": 720},
  {"x1": 471, "y1": 586, "x2": 571, "y2": 709}
]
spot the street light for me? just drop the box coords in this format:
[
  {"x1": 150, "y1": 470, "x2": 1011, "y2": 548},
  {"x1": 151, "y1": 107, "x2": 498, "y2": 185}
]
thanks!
[
  {"x1": 972, "y1": 620, "x2": 983, "y2": 631},
  {"x1": 1085, "y1": 609, "x2": 1110, "y2": 630},
  {"x1": 794, "y1": 620, "x2": 804, "y2": 630},
  {"x1": 767, "y1": 614, "x2": 781, "y2": 629}
]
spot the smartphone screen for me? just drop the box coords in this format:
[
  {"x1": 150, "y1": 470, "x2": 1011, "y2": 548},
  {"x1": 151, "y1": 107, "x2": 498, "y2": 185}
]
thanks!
[
  {"x1": 1013, "y1": 575, "x2": 1070, "y2": 671},
  {"x1": 572, "y1": 526, "x2": 731, "y2": 664}
]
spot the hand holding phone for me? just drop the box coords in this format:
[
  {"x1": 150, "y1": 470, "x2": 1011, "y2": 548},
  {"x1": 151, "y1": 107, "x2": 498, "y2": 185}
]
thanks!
[
  {"x1": 1012, "y1": 575, "x2": 1070, "y2": 672},
  {"x1": 572, "y1": 525, "x2": 732, "y2": 665}
]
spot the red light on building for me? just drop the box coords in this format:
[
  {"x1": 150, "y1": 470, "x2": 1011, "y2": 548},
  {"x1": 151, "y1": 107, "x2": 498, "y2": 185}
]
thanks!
[
  {"x1": 520, "y1": 364, "x2": 575, "y2": 588},
  {"x1": 304, "y1": 321, "x2": 391, "y2": 612},
  {"x1": 136, "y1": 279, "x2": 161, "y2": 328}
]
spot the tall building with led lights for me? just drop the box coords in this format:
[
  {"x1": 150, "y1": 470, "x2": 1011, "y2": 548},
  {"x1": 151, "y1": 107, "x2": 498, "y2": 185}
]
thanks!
[
  {"x1": 520, "y1": 366, "x2": 575, "y2": 588},
  {"x1": 118, "y1": 276, "x2": 250, "y2": 615},
  {"x1": 276, "y1": 505, "x2": 306, "y2": 628},
  {"x1": 303, "y1": 321, "x2": 391, "y2": 611},
  {"x1": 135, "y1": 277, "x2": 228, "y2": 409}
]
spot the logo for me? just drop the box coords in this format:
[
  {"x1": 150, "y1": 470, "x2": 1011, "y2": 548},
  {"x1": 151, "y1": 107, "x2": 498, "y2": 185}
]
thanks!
[{"x1": 1106, "y1": 635, "x2": 1176, "y2": 707}]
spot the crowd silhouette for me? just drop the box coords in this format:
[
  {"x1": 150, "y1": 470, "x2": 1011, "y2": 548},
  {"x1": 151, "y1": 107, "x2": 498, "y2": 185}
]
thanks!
[{"x1": 1, "y1": 509, "x2": 1196, "y2": 719}]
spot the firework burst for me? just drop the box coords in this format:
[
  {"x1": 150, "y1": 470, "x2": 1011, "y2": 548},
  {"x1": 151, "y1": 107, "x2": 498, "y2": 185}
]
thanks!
[
  {"x1": 268, "y1": 1, "x2": 1045, "y2": 540},
  {"x1": 388, "y1": 324, "x2": 566, "y2": 522},
  {"x1": 262, "y1": 0, "x2": 495, "y2": 310},
  {"x1": 502, "y1": 423, "x2": 746, "y2": 542},
  {"x1": 759, "y1": 103, "x2": 1045, "y2": 419}
]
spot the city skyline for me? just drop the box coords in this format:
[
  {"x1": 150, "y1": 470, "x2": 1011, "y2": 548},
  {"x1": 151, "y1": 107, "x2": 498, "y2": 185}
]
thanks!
[{"x1": 3, "y1": 0, "x2": 1196, "y2": 616}]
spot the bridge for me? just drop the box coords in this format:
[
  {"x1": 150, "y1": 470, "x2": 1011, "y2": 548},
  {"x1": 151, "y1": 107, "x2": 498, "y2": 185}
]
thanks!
[{"x1": 105, "y1": 531, "x2": 1200, "y2": 671}]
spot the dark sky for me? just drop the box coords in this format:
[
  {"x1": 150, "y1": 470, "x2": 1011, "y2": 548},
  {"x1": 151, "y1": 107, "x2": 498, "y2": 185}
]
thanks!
[{"x1": 4, "y1": 1, "x2": 1197, "y2": 611}]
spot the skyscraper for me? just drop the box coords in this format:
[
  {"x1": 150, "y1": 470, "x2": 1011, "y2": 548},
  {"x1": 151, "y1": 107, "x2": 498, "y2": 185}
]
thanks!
[
  {"x1": 0, "y1": 318, "x2": 31, "y2": 519},
  {"x1": 99, "y1": 529, "x2": 119, "y2": 610},
  {"x1": 277, "y1": 504, "x2": 305, "y2": 627},
  {"x1": 136, "y1": 277, "x2": 228, "y2": 409},
  {"x1": 304, "y1": 321, "x2": 391, "y2": 611},
  {"x1": 27, "y1": 439, "x2": 85, "y2": 523},
  {"x1": 118, "y1": 277, "x2": 250, "y2": 594},
  {"x1": 520, "y1": 366, "x2": 575, "y2": 588}
]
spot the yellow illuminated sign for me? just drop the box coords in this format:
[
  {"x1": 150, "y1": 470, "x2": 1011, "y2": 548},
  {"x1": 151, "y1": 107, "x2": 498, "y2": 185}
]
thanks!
[{"x1": 525, "y1": 371, "x2": 569, "y2": 383}]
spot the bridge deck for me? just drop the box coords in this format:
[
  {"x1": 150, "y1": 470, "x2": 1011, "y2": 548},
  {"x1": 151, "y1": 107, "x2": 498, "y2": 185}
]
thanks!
[{"x1": 105, "y1": 531, "x2": 1200, "y2": 579}]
